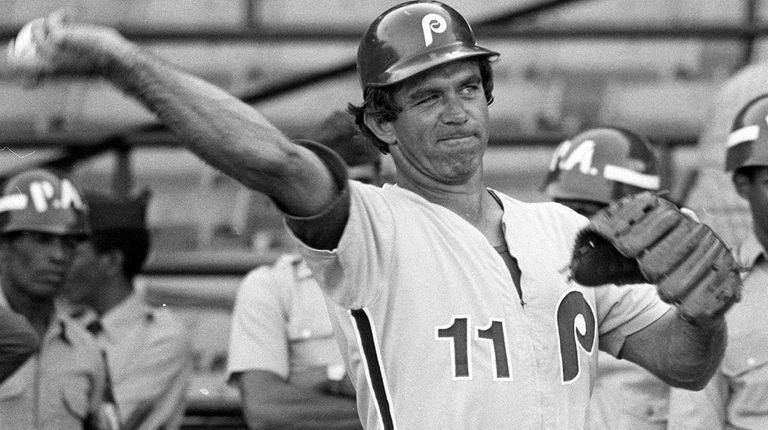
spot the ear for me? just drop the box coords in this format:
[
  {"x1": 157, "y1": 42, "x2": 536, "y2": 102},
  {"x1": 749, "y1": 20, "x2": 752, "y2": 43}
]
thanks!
[
  {"x1": 733, "y1": 173, "x2": 752, "y2": 200},
  {"x1": 363, "y1": 112, "x2": 397, "y2": 146},
  {"x1": 102, "y1": 249, "x2": 124, "y2": 278}
]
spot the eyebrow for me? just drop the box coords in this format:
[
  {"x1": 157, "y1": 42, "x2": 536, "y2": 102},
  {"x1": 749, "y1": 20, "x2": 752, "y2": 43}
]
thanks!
[{"x1": 405, "y1": 73, "x2": 482, "y2": 103}]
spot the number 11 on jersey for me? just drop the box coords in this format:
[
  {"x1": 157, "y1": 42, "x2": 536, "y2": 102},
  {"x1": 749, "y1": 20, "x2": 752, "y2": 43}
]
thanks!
[{"x1": 436, "y1": 316, "x2": 512, "y2": 381}]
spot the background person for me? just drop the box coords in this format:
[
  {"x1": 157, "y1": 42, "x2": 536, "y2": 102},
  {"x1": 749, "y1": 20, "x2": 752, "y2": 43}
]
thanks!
[
  {"x1": 541, "y1": 126, "x2": 671, "y2": 429},
  {"x1": 0, "y1": 168, "x2": 110, "y2": 430},
  {"x1": 668, "y1": 93, "x2": 768, "y2": 429},
  {"x1": 62, "y1": 190, "x2": 194, "y2": 430}
]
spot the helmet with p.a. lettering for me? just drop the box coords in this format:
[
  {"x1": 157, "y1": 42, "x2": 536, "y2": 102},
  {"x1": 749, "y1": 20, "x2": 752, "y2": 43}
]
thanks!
[
  {"x1": 357, "y1": 1, "x2": 499, "y2": 91},
  {"x1": 0, "y1": 169, "x2": 90, "y2": 236},
  {"x1": 542, "y1": 127, "x2": 661, "y2": 205}
]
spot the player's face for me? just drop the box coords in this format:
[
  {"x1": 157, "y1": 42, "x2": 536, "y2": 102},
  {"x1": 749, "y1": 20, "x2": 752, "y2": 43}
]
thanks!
[
  {"x1": 63, "y1": 240, "x2": 107, "y2": 305},
  {"x1": 387, "y1": 60, "x2": 490, "y2": 185},
  {"x1": 0, "y1": 231, "x2": 80, "y2": 299}
]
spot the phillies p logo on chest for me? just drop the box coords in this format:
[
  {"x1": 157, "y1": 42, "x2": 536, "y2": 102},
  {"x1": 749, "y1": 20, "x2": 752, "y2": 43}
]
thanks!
[{"x1": 556, "y1": 290, "x2": 596, "y2": 384}]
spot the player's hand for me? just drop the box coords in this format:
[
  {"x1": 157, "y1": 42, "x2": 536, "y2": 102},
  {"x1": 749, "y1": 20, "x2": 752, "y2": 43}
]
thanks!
[
  {"x1": 569, "y1": 192, "x2": 743, "y2": 327},
  {"x1": 5, "y1": 10, "x2": 132, "y2": 84}
]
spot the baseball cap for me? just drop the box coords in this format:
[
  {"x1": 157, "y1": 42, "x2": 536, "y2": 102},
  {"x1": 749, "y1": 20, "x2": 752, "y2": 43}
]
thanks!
[{"x1": 84, "y1": 190, "x2": 149, "y2": 232}]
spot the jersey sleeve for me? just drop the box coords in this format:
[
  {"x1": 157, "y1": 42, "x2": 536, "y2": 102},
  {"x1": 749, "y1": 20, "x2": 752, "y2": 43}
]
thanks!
[
  {"x1": 227, "y1": 266, "x2": 290, "y2": 380},
  {"x1": 283, "y1": 139, "x2": 352, "y2": 251},
  {"x1": 291, "y1": 181, "x2": 397, "y2": 309},
  {"x1": 594, "y1": 282, "x2": 671, "y2": 356}
]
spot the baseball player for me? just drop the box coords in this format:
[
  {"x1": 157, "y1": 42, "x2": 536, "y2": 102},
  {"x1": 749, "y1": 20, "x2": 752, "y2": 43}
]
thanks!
[
  {"x1": 542, "y1": 127, "x2": 671, "y2": 429},
  {"x1": 668, "y1": 94, "x2": 768, "y2": 429},
  {"x1": 62, "y1": 190, "x2": 194, "y2": 430},
  {"x1": 0, "y1": 169, "x2": 113, "y2": 430},
  {"x1": 227, "y1": 111, "x2": 378, "y2": 430},
  {"x1": 5, "y1": 2, "x2": 739, "y2": 429}
]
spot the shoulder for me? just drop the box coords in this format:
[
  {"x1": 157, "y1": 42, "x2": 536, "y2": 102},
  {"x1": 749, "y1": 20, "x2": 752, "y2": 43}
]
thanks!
[
  {"x1": 494, "y1": 190, "x2": 587, "y2": 228},
  {"x1": 54, "y1": 315, "x2": 102, "y2": 360},
  {"x1": 243, "y1": 254, "x2": 307, "y2": 285},
  {"x1": 348, "y1": 182, "x2": 426, "y2": 209},
  {"x1": 143, "y1": 306, "x2": 193, "y2": 352},
  {"x1": 0, "y1": 307, "x2": 38, "y2": 347},
  {"x1": 237, "y1": 254, "x2": 308, "y2": 299}
]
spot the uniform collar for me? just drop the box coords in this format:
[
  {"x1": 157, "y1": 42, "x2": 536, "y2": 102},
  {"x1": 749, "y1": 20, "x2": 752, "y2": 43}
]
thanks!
[
  {"x1": 66, "y1": 291, "x2": 153, "y2": 341},
  {"x1": 736, "y1": 231, "x2": 766, "y2": 270}
]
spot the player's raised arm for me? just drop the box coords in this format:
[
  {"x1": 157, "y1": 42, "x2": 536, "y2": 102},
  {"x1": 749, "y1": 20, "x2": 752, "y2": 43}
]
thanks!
[{"x1": 4, "y1": 12, "x2": 339, "y2": 220}]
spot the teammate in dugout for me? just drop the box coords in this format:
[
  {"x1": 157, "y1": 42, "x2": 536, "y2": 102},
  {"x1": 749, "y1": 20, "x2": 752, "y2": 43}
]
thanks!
[
  {"x1": 542, "y1": 127, "x2": 671, "y2": 429},
  {"x1": 61, "y1": 190, "x2": 194, "y2": 430},
  {"x1": 668, "y1": 94, "x2": 768, "y2": 429},
  {"x1": 4, "y1": 2, "x2": 740, "y2": 428},
  {"x1": 227, "y1": 110, "x2": 380, "y2": 430}
]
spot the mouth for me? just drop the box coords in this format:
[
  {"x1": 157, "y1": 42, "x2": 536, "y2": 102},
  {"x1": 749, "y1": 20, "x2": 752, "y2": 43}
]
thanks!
[
  {"x1": 38, "y1": 271, "x2": 65, "y2": 284},
  {"x1": 437, "y1": 133, "x2": 478, "y2": 146}
]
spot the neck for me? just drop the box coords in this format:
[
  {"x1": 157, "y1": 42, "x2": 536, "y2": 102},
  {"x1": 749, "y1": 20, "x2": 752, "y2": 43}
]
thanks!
[
  {"x1": 93, "y1": 277, "x2": 133, "y2": 316},
  {"x1": 396, "y1": 172, "x2": 504, "y2": 245},
  {"x1": 2, "y1": 283, "x2": 54, "y2": 338}
]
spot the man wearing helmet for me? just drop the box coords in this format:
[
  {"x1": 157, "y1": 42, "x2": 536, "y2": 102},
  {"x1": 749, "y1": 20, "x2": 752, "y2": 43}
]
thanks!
[
  {"x1": 668, "y1": 94, "x2": 768, "y2": 429},
  {"x1": 542, "y1": 127, "x2": 671, "y2": 429},
  {"x1": 0, "y1": 169, "x2": 111, "y2": 429},
  {"x1": 6, "y1": 2, "x2": 732, "y2": 428}
]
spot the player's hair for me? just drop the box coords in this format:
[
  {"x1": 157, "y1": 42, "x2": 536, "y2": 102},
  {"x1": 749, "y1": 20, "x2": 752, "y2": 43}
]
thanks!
[
  {"x1": 733, "y1": 165, "x2": 768, "y2": 183},
  {"x1": 347, "y1": 57, "x2": 495, "y2": 154},
  {"x1": 91, "y1": 228, "x2": 150, "y2": 282},
  {"x1": 84, "y1": 190, "x2": 151, "y2": 282}
]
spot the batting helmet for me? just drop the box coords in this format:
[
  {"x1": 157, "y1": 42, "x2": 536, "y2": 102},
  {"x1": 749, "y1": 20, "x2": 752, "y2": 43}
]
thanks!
[
  {"x1": 542, "y1": 127, "x2": 661, "y2": 205},
  {"x1": 357, "y1": 1, "x2": 499, "y2": 91},
  {"x1": 726, "y1": 93, "x2": 768, "y2": 173},
  {"x1": 0, "y1": 169, "x2": 90, "y2": 236}
]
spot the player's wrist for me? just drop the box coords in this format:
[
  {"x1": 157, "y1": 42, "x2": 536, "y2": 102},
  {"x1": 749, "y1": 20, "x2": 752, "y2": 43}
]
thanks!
[{"x1": 676, "y1": 307, "x2": 727, "y2": 330}]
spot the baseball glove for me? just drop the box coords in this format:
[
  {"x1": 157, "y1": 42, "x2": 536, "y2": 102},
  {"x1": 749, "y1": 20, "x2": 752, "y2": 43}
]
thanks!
[{"x1": 569, "y1": 191, "x2": 743, "y2": 326}]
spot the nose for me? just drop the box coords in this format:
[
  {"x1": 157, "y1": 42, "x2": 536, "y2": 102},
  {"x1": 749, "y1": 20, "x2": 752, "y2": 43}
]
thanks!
[
  {"x1": 45, "y1": 237, "x2": 75, "y2": 262},
  {"x1": 441, "y1": 93, "x2": 468, "y2": 125}
]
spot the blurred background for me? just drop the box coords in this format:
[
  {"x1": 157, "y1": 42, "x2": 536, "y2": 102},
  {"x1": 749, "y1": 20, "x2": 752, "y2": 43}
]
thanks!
[{"x1": 0, "y1": 0, "x2": 763, "y2": 428}]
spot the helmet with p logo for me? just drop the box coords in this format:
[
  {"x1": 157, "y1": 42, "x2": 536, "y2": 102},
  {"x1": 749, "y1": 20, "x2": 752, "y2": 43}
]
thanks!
[
  {"x1": 542, "y1": 127, "x2": 661, "y2": 204},
  {"x1": 0, "y1": 169, "x2": 90, "y2": 236},
  {"x1": 726, "y1": 93, "x2": 768, "y2": 173},
  {"x1": 357, "y1": 1, "x2": 499, "y2": 91}
]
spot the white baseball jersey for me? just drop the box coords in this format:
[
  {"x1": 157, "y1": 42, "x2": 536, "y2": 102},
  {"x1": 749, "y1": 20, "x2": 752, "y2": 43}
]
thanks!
[{"x1": 292, "y1": 181, "x2": 669, "y2": 430}]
